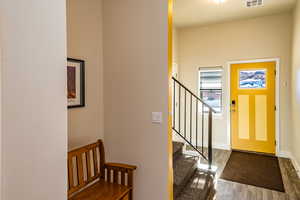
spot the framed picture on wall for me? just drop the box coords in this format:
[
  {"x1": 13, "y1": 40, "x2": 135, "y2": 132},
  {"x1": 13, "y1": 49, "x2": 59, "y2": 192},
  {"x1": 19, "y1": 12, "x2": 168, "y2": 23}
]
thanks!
[{"x1": 67, "y1": 58, "x2": 85, "y2": 108}]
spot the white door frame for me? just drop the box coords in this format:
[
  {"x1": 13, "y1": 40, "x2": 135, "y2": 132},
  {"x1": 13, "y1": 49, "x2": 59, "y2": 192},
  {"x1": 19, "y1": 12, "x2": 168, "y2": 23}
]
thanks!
[{"x1": 226, "y1": 58, "x2": 280, "y2": 155}]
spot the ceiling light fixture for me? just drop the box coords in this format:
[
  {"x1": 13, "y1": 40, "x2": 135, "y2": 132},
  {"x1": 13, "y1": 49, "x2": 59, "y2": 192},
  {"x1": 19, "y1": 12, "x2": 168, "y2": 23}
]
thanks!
[{"x1": 213, "y1": 0, "x2": 226, "y2": 4}]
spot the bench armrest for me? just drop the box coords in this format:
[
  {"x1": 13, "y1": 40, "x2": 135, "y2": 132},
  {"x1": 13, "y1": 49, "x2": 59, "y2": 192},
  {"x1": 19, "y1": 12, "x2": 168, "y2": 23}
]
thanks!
[
  {"x1": 104, "y1": 163, "x2": 137, "y2": 187},
  {"x1": 105, "y1": 163, "x2": 137, "y2": 171}
]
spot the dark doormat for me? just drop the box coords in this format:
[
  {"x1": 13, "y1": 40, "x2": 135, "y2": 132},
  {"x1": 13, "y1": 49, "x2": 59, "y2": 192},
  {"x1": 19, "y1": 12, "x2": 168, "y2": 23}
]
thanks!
[{"x1": 220, "y1": 151, "x2": 285, "y2": 192}]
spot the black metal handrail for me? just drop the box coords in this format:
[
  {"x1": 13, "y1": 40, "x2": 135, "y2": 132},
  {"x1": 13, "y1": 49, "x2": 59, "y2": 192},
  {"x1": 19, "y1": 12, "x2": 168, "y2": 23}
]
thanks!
[
  {"x1": 172, "y1": 77, "x2": 217, "y2": 114},
  {"x1": 172, "y1": 77, "x2": 214, "y2": 168}
]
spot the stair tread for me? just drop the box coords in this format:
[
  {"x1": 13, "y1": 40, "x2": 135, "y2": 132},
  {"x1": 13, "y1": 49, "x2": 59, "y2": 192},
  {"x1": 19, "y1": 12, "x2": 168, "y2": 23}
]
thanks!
[
  {"x1": 173, "y1": 141, "x2": 184, "y2": 155},
  {"x1": 175, "y1": 169, "x2": 215, "y2": 200},
  {"x1": 173, "y1": 154, "x2": 198, "y2": 186},
  {"x1": 174, "y1": 154, "x2": 199, "y2": 197}
]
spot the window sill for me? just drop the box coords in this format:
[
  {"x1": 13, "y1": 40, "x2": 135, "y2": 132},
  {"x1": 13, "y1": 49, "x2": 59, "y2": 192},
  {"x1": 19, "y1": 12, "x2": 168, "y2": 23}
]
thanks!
[
  {"x1": 197, "y1": 112, "x2": 224, "y2": 120},
  {"x1": 213, "y1": 113, "x2": 224, "y2": 120}
]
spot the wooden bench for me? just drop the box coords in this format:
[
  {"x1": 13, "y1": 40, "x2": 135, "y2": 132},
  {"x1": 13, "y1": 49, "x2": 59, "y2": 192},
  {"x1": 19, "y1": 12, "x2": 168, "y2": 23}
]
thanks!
[{"x1": 68, "y1": 140, "x2": 137, "y2": 200}]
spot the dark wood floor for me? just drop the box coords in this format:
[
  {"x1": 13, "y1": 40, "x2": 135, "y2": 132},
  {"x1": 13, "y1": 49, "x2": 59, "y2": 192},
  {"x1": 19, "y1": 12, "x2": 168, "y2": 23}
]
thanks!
[{"x1": 186, "y1": 148, "x2": 300, "y2": 200}]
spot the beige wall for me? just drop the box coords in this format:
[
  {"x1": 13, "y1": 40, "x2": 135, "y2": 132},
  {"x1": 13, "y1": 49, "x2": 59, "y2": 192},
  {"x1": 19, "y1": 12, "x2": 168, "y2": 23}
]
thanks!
[
  {"x1": 67, "y1": 0, "x2": 104, "y2": 150},
  {"x1": 0, "y1": 36, "x2": 2, "y2": 200},
  {"x1": 178, "y1": 13, "x2": 293, "y2": 151},
  {"x1": 103, "y1": 0, "x2": 170, "y2": 199},
  {"x1": 173, "y1": 28, "x2": 179, "y2": 66},
  {"x1": 0, "y1": 0, "x2": 67, "y2": 199},
  {"x1": 291, "y1": 1, "x2": 300, "y2": 175}
]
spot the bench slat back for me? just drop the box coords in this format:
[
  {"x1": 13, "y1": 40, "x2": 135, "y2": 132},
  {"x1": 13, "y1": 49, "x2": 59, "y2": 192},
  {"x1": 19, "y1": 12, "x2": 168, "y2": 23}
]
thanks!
[{"x1": 68, "y1": 140, "x2": 105, "y2": 197}]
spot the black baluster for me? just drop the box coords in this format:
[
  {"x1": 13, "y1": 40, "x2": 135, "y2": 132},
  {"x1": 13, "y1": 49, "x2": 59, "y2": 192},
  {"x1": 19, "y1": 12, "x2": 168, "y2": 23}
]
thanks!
[
  {"x1": 184, "y1": 90, "x2": 187, "y2": 138},
  {"x1": 208, "y1": 109, "x2": 213, "y2": 169},
  {"x1": 196, "y1": 100, "x2": 198, "y2": 150},
  {"x1": 202, "y1": 104, "x2": 204, "y2": 154},
  {"x1": 179, "y1": 86, "x2": 181, "y2": 133},
  {"x1": 190, "y1": 95, "x2": 192, "y2": 144},
  {"x1": 173, "y1": 79, "x2": 175, "y2": 129}
]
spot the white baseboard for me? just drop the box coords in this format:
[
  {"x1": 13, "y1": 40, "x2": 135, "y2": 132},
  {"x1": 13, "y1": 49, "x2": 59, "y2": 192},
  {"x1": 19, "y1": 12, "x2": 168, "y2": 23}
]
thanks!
[
  {"x1": 172, "y1": 137, "x2": 230, "y2": 151},
  {"x1": 277, "y1": 150, "x2": 291, "y2": 158},
  {"x1": 213, "y1": 143, "x2": 230, "y2": 150}
]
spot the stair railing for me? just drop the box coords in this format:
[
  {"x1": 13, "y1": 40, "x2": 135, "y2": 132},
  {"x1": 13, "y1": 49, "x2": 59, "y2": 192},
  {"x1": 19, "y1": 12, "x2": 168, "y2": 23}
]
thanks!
[{"x1": 172, "y1": 77, "x2": 216, "y2": 169}]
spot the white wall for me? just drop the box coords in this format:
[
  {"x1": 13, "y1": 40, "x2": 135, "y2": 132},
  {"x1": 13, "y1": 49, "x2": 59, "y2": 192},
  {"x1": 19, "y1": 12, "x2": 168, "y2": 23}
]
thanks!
[
  {"x1": 173, "y1": 28, "x2": 179, "y2": 67},
  {"x1": 67, "y1": 0, "x2": 104, "y2": 150},
  {"x1": 177, "y1": 13, "x2": 293, "y2": 151},
  {"x1": 291, "y1": 1, "x2": 300, "y2": 176},
  {"x1": 103, "y1": 0, "x2": 170, "y2": 199},
  {"x1": 0, "y1": 0, "x2": 67, "y2": 199}
]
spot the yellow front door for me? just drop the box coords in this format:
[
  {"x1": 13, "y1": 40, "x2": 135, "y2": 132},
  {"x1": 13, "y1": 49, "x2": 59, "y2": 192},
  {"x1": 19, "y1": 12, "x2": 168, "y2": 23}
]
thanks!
[{"x1": 231, "y1": 62, "x2": 276, "y2": 154}]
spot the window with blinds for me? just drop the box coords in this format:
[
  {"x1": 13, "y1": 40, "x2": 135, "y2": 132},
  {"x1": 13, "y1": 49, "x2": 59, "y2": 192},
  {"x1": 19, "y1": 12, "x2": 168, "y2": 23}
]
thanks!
[{"x1": 199, "y1": 67, "x2": 223, "y2": 113}]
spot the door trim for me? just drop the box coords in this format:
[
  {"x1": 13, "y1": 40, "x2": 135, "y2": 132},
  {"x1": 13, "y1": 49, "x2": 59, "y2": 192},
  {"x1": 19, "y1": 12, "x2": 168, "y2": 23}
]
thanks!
[
  {"x1": 168, "y1": 0, "x2": 174, "y2": 199},
  {"x1": 226, "y1": 58, "x2": 280, "y2": 155}
]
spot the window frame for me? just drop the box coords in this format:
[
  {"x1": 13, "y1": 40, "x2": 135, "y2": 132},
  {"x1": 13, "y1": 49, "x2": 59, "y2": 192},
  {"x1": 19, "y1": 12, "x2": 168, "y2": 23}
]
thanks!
[{"x1": 198, "y1": 67, "x2": 223, "y2": 114}]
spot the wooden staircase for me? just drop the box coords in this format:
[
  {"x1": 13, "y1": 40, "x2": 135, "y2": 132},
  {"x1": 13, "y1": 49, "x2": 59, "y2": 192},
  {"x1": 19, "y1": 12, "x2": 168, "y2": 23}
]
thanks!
[{"x1": 173, "y1": 142, "x2": 215, "y2": 200}]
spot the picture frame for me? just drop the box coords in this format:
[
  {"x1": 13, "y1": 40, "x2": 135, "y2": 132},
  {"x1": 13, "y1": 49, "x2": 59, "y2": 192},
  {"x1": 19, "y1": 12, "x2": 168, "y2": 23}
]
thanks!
[{"x1": 67, "y1": 58, "x2": 85, "y2": 108}]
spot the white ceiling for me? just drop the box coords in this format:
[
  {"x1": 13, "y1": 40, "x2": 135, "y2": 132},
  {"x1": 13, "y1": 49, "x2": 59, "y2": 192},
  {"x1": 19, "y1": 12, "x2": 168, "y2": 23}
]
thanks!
[{"x1": 174, "y1": 0, "x2": 296, "y2": 28}]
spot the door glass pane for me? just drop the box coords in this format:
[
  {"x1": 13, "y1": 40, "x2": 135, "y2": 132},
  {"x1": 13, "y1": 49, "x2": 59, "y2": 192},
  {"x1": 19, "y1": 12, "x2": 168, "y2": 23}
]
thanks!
[{"x1": 239, "y1": 69, "x2": 266, "y2": 89}]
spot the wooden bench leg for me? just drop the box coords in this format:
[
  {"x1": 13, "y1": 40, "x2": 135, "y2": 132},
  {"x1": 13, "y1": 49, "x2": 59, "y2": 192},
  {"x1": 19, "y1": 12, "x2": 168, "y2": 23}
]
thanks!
[
  {"x1": 129, "y1": 190, "x2": 133, "y2": 200},
  {"x1": 128, "y1": 171, "x2": 133, "y2": 200}
]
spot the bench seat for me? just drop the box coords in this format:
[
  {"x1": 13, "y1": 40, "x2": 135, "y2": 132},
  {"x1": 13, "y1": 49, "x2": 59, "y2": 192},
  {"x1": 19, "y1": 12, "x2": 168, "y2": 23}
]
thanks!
[
  {"x1": 69, "y1": 179, "x2": 131, "y2": 200},
  {"x1": 68, "y1": 140, "x2": 136, "y2": 200}
]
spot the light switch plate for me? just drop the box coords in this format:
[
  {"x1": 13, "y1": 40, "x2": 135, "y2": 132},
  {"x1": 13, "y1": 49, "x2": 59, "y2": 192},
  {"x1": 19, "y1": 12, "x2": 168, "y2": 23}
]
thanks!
[{"x1": 152, "y1": 112, "x2": 162, "y2": 124}]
